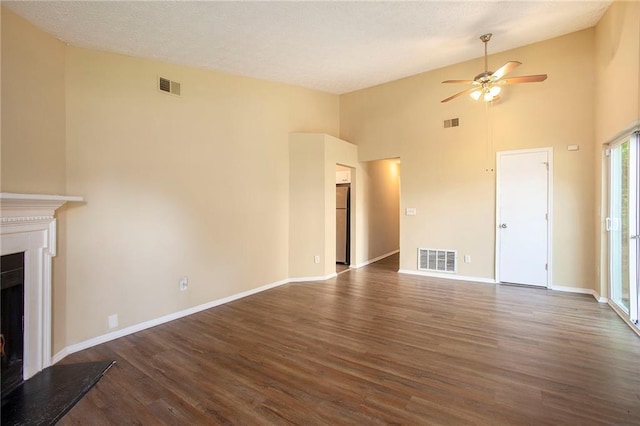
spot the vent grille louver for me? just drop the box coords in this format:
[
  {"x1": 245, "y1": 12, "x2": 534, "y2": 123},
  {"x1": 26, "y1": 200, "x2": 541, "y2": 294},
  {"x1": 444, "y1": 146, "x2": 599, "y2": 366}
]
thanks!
[
  {"x1": 159, "y1": 77, "x2": 181, "y2": 96},
  {"x1": 444, "y1": 118, "x2": 460, "y2": 128},
  {"x1": 418, "y1": 248, "x2": 456, "y2": 273}
]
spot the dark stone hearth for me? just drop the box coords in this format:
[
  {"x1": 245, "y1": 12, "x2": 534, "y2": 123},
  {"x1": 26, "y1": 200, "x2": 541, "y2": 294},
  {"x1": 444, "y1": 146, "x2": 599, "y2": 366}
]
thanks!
[{"x1": 1, "y1": 360, "x2": 115, "y2": 426}]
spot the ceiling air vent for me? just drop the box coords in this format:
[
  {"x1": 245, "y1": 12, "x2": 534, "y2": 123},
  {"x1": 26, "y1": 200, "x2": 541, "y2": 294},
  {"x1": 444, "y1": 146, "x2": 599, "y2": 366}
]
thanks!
[
  {"x1": 159, "y1": 77, "x2": 181, "y2": 96},
  {"x1": 418, "y1": 248, "x2": 456, "y2": 273},
  {"x1": 444, "y1": 118, "x2": 459, "y2": 128}
]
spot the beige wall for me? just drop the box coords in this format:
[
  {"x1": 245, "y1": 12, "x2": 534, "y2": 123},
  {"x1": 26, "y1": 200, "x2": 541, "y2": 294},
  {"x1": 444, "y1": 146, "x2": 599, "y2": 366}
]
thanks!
[
  {"x1": 1, "y1": 5, "x2": 341, "y2": 352},
  {"x1": 4, "y1": 1, "x2": 636, "y2": 353},
  {"x1": 289, "y1": 133, "x2": 326, "y2": 278},
  {"x1": 594, "y1": 1, "x2": 640, "y2": 297},
  {"x1": 62, "y1": 47, "x2": 339, "y2": 346},
  {"x1": 1, "y1": 8, "x2": 71, "y2": 353},
  {"x1": 289, "y1": 133, "x2": 359, "y2": 278},
  {"x1": 342, "y1": 29, "x2": 596, "y2": 289},
  {"x1": 1, "y1": 8, "x2": 66, "y2": 194},
  {"x1": 595, "y1": 1, "x2": 640, "y2": 144}
]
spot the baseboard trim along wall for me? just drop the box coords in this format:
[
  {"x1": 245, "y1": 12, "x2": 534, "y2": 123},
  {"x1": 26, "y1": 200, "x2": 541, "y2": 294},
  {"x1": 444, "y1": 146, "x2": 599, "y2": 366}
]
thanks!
[
  {"x1": 289, "y1": 272, "x2": 337, "y2": 283},
  {"x1": 548, "y1": 284, "x2": 607, "y2": 303},
  {"x1": 54, "y1": 251, "x2": 604, "y2": 365},
  {"x1": 53, "y1": 252, "x2": 395, "y2": 364},
  {"x1": 353, "y1": 249, "x2": 399, "y2": 269},
  {"x1": 52, "y1": 277, "x2": 290, "y2": 364},
  {"x1": 398, "y1": 269, "x2": 497, "y2": 284},
  {"x1": 608, "y1": 301, "x2": 640, "y2": 337},
  {"x1": 398, "y1": 269, "x2": 607, "y2": 303}
]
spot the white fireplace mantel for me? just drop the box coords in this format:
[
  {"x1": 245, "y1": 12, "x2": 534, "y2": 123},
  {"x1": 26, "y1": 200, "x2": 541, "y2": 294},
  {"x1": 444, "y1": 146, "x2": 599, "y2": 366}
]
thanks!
[
  {"x1": 0, "y1": 192, "x2": 83, "y2": 379},
  {"x1": 0, "y1": 192, "x2": 83, "y2": 221}
]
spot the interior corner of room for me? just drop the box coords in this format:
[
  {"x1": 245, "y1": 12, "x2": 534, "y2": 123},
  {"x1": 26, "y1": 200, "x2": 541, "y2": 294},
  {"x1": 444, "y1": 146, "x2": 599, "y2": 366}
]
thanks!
[{"x1": 1, "y1": 0, "x2": 639, "y2": 411}]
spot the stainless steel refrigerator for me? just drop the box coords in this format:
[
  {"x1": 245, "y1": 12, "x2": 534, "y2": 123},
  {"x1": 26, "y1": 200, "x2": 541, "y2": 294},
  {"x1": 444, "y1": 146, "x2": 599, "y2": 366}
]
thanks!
[{"x1": 336, "y1": 185, "x2": 350, "y2": 264}]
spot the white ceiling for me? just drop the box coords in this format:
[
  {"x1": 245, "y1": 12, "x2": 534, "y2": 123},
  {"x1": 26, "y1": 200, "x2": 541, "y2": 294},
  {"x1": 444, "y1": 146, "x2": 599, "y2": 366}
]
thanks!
[{"x1": 4, "y1": 1, "x2": 611, "y2": 94}]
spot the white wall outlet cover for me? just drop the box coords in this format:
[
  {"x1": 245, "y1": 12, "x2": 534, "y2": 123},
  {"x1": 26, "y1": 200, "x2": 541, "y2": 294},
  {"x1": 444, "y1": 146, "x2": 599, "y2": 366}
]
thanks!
[
  {"x1": 179, "y1": 276, "x2": 188, "y2": 291},
  {"x1": 314, "y1": 255, "x2": 320, "y2": 264},
  {"x1": 567, "y1": 145, "x2": 579, "y2": 151},
  {"x1": 406, "y1": 208, "x2": 417, "y2": 216},
  {"x1": 108, "y1": 314, "x2": 118, "y2": 329},
  {"x1": 464, "y1": 255, "x2": 471, "y2": 263}
]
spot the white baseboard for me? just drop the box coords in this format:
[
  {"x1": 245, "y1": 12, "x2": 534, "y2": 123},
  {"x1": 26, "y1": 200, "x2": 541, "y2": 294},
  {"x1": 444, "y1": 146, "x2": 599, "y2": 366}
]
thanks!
[
  {"x1": 52, "y1": 261, "x2": 609, "y2": 365},
  {"x1": 51, "y1": 348, "x2": 69, "y2": 365},
  {"x1": 289, "y1": 272, "x2": 337, "y2": 283},
  {"x1": 608, "y1": 300, "x2": 640, "y2": 337},
  {"x1": 353, "y1": 249, "x2": 399, "y2": 269},
  {"x1": 52, "y1": 277, "x2": 290, "y2": 364},
  {"x1": 396, "y1": 270, "x2": 607, "y2": 303},
  {"x1": 398, "y1": 269, "x2": 496, "y2": 284},
  {"x1": 549, "y1": 284, "x2": 607, "y2": 303}
]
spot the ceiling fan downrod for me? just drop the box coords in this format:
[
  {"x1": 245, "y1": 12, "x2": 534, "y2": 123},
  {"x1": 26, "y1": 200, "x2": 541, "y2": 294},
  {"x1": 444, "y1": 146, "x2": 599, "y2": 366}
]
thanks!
[{"x1": 480, "y1": 33, "x2": 492, "y2": 73}]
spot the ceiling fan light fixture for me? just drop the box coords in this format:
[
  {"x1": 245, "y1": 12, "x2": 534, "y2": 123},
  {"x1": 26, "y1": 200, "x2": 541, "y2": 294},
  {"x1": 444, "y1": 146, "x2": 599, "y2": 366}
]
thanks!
[
  {"x1": 441, "y1": 33, "x2": 548, "y2": 104},
  {"x1": 470, "y1": 90, "x2": 482, "y2": 100}
]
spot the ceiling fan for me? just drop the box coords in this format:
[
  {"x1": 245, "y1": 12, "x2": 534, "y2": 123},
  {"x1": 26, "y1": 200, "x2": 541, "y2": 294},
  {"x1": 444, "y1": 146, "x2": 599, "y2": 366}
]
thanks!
[{"x1": 441, "y1": 33, "x2": 547, "y2": 103}]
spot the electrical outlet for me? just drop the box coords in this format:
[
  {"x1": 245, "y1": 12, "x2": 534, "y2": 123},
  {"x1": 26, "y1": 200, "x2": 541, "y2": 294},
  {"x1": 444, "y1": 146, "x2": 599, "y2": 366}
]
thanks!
[
  {"x1": 314, "y1": 255, "x2": 320, "y2": 264},
  {"x1": 179, "y1": 276, "x2": 188, "y2": 291},
  {"x1": 464, "y1": 255, "x2": 471, "y2": 263},
  {"x1": 108, "y1": 314, "x2": 118, "y2": 329}
]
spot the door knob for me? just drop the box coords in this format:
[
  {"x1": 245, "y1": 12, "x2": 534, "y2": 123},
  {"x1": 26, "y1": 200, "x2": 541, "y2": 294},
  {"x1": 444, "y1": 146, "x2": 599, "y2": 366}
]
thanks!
[{"x1": 500, "y1": 224, "x2": 508, "y2": 229}]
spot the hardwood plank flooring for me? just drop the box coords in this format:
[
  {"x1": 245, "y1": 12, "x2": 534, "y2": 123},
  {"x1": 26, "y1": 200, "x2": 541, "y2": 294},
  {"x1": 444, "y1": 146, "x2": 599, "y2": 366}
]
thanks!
[{"x1": 59, "y1": 254, "x2": 640, "y2": 425}]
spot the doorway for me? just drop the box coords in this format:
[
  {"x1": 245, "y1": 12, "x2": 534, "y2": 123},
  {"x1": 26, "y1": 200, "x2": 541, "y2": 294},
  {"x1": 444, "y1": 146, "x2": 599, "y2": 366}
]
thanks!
[
  {"x1": 496, "y1": 148, "x2": 552, "y2": 287},
  {"x1": 607, "y1": 131, "x2": 640, "y2": 325},
  {"x1": 336, "y1": 165, "x2": 352, "y2": 274}
]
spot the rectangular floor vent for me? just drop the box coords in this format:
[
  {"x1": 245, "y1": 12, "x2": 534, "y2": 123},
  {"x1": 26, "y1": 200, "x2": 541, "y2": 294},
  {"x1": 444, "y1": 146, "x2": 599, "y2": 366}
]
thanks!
[{"x1": 418, "y1": 248, "x2": 456, "y2": 273}]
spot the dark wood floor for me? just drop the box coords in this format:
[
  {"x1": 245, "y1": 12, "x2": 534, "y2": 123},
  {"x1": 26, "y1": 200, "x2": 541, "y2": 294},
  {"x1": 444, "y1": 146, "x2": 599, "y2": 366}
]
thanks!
[{"x1": 60, "y1": 254, "x2": 640, "y2": 425}]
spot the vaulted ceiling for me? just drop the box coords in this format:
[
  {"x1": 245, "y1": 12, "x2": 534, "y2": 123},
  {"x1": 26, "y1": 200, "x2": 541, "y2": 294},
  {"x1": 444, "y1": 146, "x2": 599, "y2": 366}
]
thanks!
[{"x1": 4, "y1": 1, "x2": 611, "y2": 94}]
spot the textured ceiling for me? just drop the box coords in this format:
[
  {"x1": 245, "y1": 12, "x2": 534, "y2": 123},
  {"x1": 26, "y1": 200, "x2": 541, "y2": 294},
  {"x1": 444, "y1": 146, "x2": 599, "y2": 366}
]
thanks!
[{"x1": 4, "y1": 1, "x2": 611, "y2": 94}]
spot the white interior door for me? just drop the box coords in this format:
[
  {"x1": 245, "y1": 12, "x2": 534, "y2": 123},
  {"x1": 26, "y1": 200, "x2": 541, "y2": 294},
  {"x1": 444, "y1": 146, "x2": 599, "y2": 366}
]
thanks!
[{"x1": 497, "y1": 149, "x2": 550, "y2": 286}]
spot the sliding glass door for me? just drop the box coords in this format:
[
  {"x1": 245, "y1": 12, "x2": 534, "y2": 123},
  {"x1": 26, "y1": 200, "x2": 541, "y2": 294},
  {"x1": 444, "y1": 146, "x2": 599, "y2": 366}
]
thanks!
[{"x1": 609, "y1": 131, "x2": 639, "y2": 325}]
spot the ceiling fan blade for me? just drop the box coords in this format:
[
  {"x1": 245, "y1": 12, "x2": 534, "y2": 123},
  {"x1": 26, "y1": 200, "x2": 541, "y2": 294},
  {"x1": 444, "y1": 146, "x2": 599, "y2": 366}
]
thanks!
[
  {"x1": 441, "y1": 87, "x2": 479, "y2": 103},
  {"x1": 500, "y1": 74, "x2": 548, "y2": 84},
  {"x1": 491, "y1": 61, "x2": 522, "y2": 80},
  {"x1": 442, "y1": 79, "x2": 478, "y2": 85}
]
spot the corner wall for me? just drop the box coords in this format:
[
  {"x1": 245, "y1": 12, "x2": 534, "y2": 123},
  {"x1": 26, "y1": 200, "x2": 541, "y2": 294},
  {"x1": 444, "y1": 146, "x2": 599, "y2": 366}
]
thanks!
[
  {"x1": 1, "y1": 5, "x2": 342, "y2": 354},
  {"x1": 289, "y1": 133, "x2": 358, "y2": 279},
  {"x1": 1, "y1": 8, "x2": 70, "y2": 352},
  {"x1": 62, "y1": 47, "x2": 340, "y2": 347},
  {"x1": 341, "y1": 29, "x2": 596, "y2": 290},
  {"x1": 594, "y1": 0, "x2": 640, "y2": 298},
  {"x1": 1, "y1": 8, "x2": 66, "y2": 194}
]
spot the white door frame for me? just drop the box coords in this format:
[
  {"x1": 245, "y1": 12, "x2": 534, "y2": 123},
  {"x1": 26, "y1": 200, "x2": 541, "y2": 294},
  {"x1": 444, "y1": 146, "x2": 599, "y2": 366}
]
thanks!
[{"x1": 495, "y1": 147, "x2": 553, "y2": 286}]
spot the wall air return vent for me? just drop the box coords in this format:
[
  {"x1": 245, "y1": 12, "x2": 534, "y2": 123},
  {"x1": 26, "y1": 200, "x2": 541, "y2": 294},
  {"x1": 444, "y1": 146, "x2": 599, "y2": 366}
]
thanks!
[
  {"x1": 443, "y1": 118, "x2": 459, "y2": 128},
  {"x1": 159, "y1": 77, "x2": 181, "y2": 96},
  {"x1": 418, "y1": 248, "x2": 456, "y2": 273}
]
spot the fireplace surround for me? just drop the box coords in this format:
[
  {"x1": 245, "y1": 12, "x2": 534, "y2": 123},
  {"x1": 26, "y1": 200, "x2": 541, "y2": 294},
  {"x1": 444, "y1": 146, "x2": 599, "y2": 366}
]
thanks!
[{"x1": 0, "y1": 193, "x2": 82, "y2": 381}]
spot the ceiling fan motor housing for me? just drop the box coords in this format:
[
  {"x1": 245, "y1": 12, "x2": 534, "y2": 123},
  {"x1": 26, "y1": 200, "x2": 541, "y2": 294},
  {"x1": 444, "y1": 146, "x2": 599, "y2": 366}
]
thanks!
[{"x1": 474, "y1": 71, "x2": 493, "y2": 83}]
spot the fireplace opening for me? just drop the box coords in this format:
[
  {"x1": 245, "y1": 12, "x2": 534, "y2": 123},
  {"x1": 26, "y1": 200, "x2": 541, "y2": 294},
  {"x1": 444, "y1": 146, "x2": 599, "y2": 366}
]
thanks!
[{"x1": 1, "y1": 252, "x2": 25, "y2": 396}]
